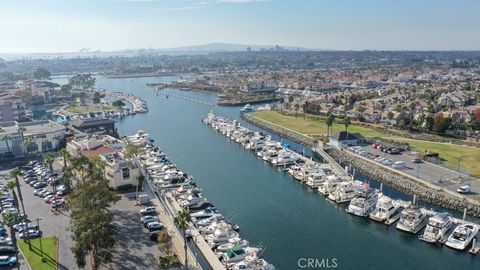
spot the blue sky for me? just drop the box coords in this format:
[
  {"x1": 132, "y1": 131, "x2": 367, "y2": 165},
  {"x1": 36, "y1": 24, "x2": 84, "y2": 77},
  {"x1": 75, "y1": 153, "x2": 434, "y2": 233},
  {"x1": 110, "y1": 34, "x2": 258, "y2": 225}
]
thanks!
[{"x1": 0, "y1": 0, "x2": 479, "y2": 53}]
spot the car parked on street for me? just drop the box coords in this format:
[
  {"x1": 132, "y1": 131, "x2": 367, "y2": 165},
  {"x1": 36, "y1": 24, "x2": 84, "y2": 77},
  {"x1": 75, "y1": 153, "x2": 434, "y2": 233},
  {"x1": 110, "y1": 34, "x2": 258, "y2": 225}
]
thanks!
[{"x1": 140, "y1": 206, "x2": 156, "y2": 215}]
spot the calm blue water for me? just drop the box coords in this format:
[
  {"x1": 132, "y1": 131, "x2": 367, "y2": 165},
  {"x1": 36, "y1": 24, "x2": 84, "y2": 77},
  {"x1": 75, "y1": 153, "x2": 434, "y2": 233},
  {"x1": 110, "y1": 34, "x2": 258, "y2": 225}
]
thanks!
[{"x1": 54, "y1": 76, "x2": 479, "y2": 270}]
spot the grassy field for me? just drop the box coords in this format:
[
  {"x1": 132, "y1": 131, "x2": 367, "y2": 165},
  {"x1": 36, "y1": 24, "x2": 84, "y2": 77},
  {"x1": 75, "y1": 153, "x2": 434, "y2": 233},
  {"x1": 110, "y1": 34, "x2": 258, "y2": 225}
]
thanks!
[
  {"x1": 250, "y1": 110, "x2": 480, "y2": 178},
  {"x1": 250, "y1": 111, "x2": 387, "y2": 137},
  {"x1": 18, "y1": 237, "x2": 58, "y2": 270}
]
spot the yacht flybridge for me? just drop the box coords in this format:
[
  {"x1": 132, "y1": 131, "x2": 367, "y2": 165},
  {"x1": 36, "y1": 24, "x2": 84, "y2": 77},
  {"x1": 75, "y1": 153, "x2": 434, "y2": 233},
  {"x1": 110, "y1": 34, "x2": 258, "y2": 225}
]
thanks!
[
  {"x1": 419, "y1": 213, "x2": 453, "y2": 243},
  {"x1": 346, "y1": 186, "x2": 379, "y2": 217},
  {"x1": 396, "y1": 206, "x2": 427, "y2": 234}
]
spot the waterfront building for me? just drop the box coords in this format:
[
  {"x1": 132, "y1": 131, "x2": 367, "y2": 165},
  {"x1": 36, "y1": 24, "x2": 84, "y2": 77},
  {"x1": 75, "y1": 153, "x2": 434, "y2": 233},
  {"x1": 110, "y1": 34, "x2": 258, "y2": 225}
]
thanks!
[
  {"x1": 0, "y1": 93, "x2": 26, "y2": 121},
  {"x1": 66, "y1": 135, "x2": 125, "y2": 157},
  {"x1": 70, "y1": 117, "x2": 118, "y2": 137},
  {"x1": 101, "y1": 151, "x2": 140, "y2": 190},
  {"x1": 329, "y1": 131, "x2": 365, "y2": 148},
  {"x1": 0, "y1": 120, "x2": 66, "y2": 158},
  {"x1": 67, "y1": 135, "x2": 139, "y2": 190}
]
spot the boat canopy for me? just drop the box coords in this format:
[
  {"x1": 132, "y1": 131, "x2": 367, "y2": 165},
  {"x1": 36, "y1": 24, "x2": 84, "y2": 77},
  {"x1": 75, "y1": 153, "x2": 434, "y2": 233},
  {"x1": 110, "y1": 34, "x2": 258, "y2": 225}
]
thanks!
[{"x1": 226, "y1": 246, "x2": 245, "y2": 258}]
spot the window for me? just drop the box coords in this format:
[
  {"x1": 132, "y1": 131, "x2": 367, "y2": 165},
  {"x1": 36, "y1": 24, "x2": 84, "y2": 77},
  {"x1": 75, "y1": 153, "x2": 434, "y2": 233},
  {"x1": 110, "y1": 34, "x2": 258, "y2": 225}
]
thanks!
[{"x1": 122, "y1": 168, "x2": 130, "y2": 180}]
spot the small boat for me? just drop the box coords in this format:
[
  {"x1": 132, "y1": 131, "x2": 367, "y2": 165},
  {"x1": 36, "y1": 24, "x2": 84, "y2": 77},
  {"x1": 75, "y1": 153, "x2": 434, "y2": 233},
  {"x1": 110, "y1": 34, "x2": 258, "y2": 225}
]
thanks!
[
  {"x1": 445, "y1": 223, "x2": 479, "y2": 250},
  {"x1": 240, "y1": 104, "x2": 256, "y2": 114}
]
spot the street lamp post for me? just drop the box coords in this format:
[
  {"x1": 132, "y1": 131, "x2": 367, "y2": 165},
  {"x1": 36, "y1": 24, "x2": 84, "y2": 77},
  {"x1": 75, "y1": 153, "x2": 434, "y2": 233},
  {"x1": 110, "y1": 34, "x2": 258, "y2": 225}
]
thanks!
[{"x1": 35, "y1": 217, "x2": 46, "y2": 263}]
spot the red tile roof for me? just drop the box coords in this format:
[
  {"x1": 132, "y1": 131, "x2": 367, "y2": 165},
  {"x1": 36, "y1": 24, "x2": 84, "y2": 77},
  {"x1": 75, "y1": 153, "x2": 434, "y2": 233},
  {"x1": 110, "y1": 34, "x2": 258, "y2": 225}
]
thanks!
[{"x1": 81, "y1": 145, "x2": 116, "y2": 157}]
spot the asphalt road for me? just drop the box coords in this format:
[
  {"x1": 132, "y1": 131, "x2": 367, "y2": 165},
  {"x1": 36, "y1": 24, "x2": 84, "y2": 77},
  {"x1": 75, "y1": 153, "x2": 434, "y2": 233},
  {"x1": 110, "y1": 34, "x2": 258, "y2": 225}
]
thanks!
[{"x1": 356, "y1": 145, "x2": 480, "y2": 201}]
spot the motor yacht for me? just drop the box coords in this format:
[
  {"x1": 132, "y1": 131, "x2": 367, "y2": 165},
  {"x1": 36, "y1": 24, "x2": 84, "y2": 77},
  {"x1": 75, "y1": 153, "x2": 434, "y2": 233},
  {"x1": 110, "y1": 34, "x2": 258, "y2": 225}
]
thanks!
[
  {"x1": 306, "y1": 172, "x2": 325, "y2": 189},
  {"x1": 271, "y1": 150, "x2": 299, "y2": 166},
  {"x1": 396, "y1": 205, "x2": 427, "y2": 234},
  {"x1": 222, "y1": 246, "x2": 260, "y2": 265},
  {"x1": 445, "y1": 223, "x2": 479, "y2": 250},
  {"x1": 205, "y1": 229, "x2": 240, "y2": 248},
  {"x1": 419, "y1": 213, "x2": 453, "y2": 243},
  {"x1": 215, "y1": 237, "x2": 250, "y2": 252},
  {"x1": 328, "y1": 182, "x2": 357, "y2": 203},
  {"x1": 318, "y1": 175, "x2": 340, "y2": 196},
  {"x1": 191, "y1": 207, "x2": 218, "y2": 219},
  {"x1": 369, "y1": 195, "x2": 400, "y2": 222},
  {"x1": 346, "y1": 186, "x2": 378, "y2": 216}
]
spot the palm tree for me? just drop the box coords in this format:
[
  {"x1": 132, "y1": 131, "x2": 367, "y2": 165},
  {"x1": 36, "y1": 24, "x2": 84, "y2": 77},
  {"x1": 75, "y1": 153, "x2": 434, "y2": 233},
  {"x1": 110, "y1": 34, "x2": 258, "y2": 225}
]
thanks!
[
  {"x1": 294, "y1": 103, "x2": 300, "y2": 118},
  {"x1": 17, "y1": 127, "x2": 26, "y2": 158},
  {"x1": 326, "y1": 114, "x2": 335, "y2": 137},
  {"x1": 21, "y1": 136, "x2": 33, "y2": 161},
  {"x1": 43, "y1": 153, "x2": 54, "y2": 174},
  {"x1": 344, "y1": 116, "x2": 351, "y2": 142},
  {"x1": 2, "y1": 212, "x2": 21, "y2": 269},
  {"x1": 10, "y1": 168, "x2": 26, "y2": 216},
  {"x1": 174, "y1": 209, "x2": 192, "y2": 270},
  {"x1": 278, "y1": 97, "x2": 284, "y2": 112},
  {"x1": 59, "y1": 148, "x2": 71, "y2": 169},
  {"x1": 1, "y1": 134, "x2": 12, "y2": 158}
]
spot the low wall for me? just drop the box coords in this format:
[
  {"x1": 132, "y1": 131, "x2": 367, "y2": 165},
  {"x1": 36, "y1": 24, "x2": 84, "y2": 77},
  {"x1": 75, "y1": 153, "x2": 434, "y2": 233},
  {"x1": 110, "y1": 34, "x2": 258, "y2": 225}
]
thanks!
[
  {"x1": 241, "y1": 114, "x2": 317, "y2": 147},
  {"x1": 327, "y1": 148, "x2": 480, "y2": 217}
]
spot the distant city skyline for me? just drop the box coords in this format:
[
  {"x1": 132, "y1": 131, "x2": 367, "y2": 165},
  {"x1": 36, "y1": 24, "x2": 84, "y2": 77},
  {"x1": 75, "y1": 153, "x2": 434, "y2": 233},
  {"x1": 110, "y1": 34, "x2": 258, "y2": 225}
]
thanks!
[{"x1": 1, "y1": 0, "x2": 480, "y2": 53}]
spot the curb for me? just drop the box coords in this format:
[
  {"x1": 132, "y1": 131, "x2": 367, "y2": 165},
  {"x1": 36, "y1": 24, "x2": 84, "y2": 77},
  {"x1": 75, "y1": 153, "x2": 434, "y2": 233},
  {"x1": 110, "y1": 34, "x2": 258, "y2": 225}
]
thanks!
[{"x1": 17, "y1": 241, "x2": 32, "y2": 270}]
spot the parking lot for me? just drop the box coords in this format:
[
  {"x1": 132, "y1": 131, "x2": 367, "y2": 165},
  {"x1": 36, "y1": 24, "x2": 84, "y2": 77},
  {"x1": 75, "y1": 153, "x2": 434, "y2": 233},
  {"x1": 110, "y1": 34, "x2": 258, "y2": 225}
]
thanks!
[
  {"x1": 105, "y1": 192, "x2": 162, "y2": 270},
  {"x1": 348, "y1": 144, "x2": 480, "y2": 201}
]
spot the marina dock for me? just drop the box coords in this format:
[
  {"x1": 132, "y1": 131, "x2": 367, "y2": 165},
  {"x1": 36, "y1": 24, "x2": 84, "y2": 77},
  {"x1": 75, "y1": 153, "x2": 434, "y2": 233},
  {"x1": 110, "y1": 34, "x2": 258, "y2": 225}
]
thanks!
[
  {"x1": 203, "y1": 113, "x2": 480, "y2": 257},
  {"x1": 158, "y1": 90, "x2": 214, "y2": 106}
]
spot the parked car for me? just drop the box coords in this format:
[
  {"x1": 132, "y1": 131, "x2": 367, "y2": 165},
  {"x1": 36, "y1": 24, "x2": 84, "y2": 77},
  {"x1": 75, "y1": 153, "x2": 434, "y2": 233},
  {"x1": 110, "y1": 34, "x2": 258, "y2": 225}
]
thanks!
[
  {"x1": 34, "y1": 188, "x2": 47, "y2": 196},
  {"x1": 372, "y1": 143, "x2": 380, "y2": 148},
  {"x1": 140, "y1": 207, "x2": 156, "y2": 215},
  {"x1": 146, "y1": 222, "x2": 164, "y2": 232},
  {"x1": 412, "y1": 158, "x2": 422, "y2": 163},
  {"x1": 392, "y1": 161, "x2": 405, "y2": 169},
  {"x1": 19, "y1": 229, "x2": 42, "y2": 239},
  {"x1": 51, "y1": 200, "x2": 65, "y2": 208},
  {"x1": 141, "y1": 216, "x2": 159, "y2": 226},
  {"x1": 0, "y1": 255, "x2": 16, "y2": 266},
  {"x1": 0, "y1": 227, "x2": 5, "y2": 236},
  {"x1": 457, "y1": 185, "x2": 471, "y2": 194}
]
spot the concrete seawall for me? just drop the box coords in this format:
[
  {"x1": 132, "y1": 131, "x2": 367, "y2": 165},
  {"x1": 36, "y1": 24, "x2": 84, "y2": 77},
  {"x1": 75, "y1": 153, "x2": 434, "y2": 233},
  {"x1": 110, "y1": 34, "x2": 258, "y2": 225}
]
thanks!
[
  {"x1": 241, "y1": 114, "x2": 317, "y2": 147},
  {"x1": 242, "y1": 113, "x2": 480, "y2": 218},
  {"x1": 327, "y1": 148, "x2": 480, "y2": 217}
]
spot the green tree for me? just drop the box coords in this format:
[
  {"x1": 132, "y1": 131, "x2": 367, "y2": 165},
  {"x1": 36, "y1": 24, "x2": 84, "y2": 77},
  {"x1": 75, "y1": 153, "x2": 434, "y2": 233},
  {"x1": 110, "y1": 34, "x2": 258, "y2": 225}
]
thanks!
[
  {"x1": 43, "y1": 152, "x2": 54, "y2": 174},
  {"x1": 59, "y1": 148, "x2": 71, "y2": 168},
  {"x1": 425, "y1": 115, "x2": 434, "y2": 132},
  {"x1": 112, "y1": 100, "x2": 126, "y2": 107},
  {"x1": 326, "y1": 114, "x2": 335, "y2": 136},
  {"x1": 1, "y1": 134, "x2": 13, "y2": 157},
  {"x1": 93, "y1": 91, "x2": 102, "y2": 104},
  {"x1": 32, "y1": 67, "x2": 51, "y2": 81},
  {"x1": 68, "y1": 157, "x2": 120, "y2": 270},
  {"x1": 2, "y1": 212, "x2": 21, "y2": 265},
  {"x1": 294, "y1": 103, "x2": 300, "y2": 118},
  {"x1": 278, "y1": 97, "x2": 284, "y2": 112},
  {"x1": 174, "y1": 209, "x2": 192, "y2": 270},
  {"x1": 344, "y1": 116, "x2": 351, "y2": 140},
  {"x1": 69, "y1": 74, "x2": 96, "y2": 91}
]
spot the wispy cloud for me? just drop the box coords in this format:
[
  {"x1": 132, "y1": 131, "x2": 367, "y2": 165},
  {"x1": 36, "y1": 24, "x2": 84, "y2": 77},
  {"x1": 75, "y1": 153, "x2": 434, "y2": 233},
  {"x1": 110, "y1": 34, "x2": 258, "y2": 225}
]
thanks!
[{"x1": 115, "y1": 0, "x2": 269, "y2": 11}]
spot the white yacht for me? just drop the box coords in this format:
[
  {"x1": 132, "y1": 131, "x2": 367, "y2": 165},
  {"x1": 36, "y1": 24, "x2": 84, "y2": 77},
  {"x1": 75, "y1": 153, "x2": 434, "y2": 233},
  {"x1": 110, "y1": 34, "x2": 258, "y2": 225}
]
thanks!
[
  {"x1": 346, "y1": 187, "x2": 378, "y2": 217},
  {"x1": 396, "y1": 206, "x2": 427, "y2": 234},
  {"x1": 369, "y1": 195, "x2": 400, "y2": 222},
  {"x1": 328, "y1": 182, "x2": 357, "y2": 203},
  {"x1": 222, "y1": 246, "x2": 260, "y2": 265},
  {"x1": 419, "y1": 213, "x2": 453, "y2": 243},
  {"x1": 318, "y1": 175, "x2": 340, "y2": 196},
  {"x1": 205, "y1": 229, "x2": 240, "y2": 248},
  {"x1": 271, "y1": 151, "x2": 299, "y2": 166},
  {"x1": 445, "y1": 223, "x2": 479, "y2": 250},
  {"x1": 215, "y1": 237, "x2": 250, "y2": 252},
  {"x1": 306, "y1": 172, "x2": 325, "y2": 189}
]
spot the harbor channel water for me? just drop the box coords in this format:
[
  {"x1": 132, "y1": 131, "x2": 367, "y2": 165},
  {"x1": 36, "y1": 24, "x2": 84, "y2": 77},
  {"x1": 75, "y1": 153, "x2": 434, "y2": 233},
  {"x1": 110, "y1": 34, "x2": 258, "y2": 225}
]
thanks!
[{"x1": 53, "y1": 75, "x2": 479, "y2": 270}]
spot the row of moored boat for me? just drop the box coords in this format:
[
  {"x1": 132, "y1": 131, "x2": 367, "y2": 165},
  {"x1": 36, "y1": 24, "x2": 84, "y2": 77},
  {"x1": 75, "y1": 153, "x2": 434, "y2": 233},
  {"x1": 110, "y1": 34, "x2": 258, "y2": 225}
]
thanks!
[
  {"x1": 126, "y1": 130, "x2": 276, "y2": 270},
  {"x1": 202, "y1": 113, "x2": 479, "y2": 252}
]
